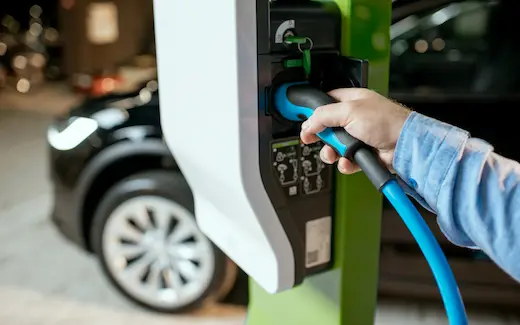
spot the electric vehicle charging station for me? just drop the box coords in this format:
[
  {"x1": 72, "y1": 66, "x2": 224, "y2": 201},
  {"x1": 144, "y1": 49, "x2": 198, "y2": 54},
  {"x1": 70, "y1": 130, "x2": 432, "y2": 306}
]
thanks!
[{"x1": 153, "y1": 0, "x2": 466, "y2": 324}]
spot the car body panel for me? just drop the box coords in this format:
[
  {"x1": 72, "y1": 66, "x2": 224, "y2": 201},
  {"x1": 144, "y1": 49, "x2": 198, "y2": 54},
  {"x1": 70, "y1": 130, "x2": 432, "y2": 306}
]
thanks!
[
  {"x1": 48, "y1": 84, "x2": 173, "y2": 249},
  {"x1": 50, "y1": 138, "x2": 173, "y2": 247}
]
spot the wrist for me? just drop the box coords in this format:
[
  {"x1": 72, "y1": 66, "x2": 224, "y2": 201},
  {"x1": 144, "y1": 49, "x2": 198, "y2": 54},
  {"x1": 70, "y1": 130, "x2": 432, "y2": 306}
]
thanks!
[{"x1": 390, "y1": 104, "x2": 412, "y2": 149}]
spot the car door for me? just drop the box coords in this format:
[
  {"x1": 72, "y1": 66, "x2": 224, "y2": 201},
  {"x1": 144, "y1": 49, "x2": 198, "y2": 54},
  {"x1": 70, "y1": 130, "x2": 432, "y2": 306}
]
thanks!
[{"x1": 390, "y1": 0, "x2": 498, "y2": 94}]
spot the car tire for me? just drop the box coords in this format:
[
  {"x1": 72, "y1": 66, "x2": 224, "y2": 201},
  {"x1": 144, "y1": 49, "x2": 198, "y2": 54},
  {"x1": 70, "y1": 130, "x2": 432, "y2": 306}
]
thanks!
[{"x1": 91, "y1": 170, "x2": 237, "y2": 313}]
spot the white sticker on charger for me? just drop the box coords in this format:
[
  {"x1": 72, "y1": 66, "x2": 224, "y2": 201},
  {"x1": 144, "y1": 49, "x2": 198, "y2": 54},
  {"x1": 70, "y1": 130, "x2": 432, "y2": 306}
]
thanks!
[{"x1": 305, "y1": 216, "x2": 332, "y2": 268}]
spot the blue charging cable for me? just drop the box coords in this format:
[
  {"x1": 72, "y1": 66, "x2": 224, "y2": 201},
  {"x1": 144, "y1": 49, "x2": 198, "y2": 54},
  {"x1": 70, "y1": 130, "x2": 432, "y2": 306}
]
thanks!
[
  {"x1": 274, "y1": 82, "x2": 468, "y2": 325},
  {"x1": 382, "y1": 180, "x2": 467, "y2": 324}
]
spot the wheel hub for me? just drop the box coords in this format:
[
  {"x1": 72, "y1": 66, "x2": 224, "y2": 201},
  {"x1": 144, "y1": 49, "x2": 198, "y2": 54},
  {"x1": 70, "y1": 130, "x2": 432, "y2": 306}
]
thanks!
[{"x1": 101, "y1": 195, "x2": 215, "y2": 310}]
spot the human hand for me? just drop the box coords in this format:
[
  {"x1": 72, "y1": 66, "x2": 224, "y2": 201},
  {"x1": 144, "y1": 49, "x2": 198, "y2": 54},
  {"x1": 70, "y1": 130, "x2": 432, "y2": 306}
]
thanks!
[{"x1": 300, "y1": 88, "x2": 411, "y2": 174}]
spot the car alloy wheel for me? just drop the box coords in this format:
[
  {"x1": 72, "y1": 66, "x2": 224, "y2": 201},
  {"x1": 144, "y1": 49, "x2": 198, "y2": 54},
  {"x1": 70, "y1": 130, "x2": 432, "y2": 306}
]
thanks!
[{"x1": 101, "y1": 195, "x2": 215, "y2": 310}]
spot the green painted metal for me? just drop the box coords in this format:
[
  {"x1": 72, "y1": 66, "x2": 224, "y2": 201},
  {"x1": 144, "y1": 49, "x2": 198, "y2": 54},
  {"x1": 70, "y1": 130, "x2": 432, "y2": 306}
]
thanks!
[{"x1": 246, "y1": 0, "x2": 391, "y2": 324}]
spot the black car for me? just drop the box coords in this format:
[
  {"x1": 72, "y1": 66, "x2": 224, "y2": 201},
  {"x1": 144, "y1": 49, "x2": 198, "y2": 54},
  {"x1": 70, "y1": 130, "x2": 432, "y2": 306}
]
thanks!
[
  {"x1": 47, "y1": 81, "x2": 241, "y2": 313},
  {"x1": 381, "y1": 0, "x2": 520, "y2": 307}
]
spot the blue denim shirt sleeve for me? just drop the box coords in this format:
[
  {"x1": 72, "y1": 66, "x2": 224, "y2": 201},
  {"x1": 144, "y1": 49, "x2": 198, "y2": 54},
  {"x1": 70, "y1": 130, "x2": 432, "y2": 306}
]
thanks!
[{"x1": 393, "y1": 111, "x2": 520, "y2": 282}]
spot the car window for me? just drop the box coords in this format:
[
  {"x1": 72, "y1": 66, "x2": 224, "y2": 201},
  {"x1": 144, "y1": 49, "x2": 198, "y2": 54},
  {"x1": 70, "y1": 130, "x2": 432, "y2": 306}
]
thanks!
[{"x1": 390, "y1": 0, "x2": 498, "y2": 95}]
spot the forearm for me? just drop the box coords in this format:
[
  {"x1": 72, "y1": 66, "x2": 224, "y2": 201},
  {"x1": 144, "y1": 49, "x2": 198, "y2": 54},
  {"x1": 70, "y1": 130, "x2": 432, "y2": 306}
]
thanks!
[{"x1": 393, "y1": 112, "x2": 520, "y2": 281}]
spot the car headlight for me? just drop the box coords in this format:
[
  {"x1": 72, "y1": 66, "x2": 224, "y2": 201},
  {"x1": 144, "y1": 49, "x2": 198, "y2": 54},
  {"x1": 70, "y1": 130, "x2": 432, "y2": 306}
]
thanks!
[{"x1": 47, "y1": 116, "x2": 98, "y2": 151}]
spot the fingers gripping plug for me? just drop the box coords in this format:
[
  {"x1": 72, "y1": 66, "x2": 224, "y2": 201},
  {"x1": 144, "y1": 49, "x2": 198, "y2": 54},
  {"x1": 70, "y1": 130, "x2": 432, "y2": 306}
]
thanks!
[{"x1": 273, "y1": 82, "x2": 393, "y2": 190}]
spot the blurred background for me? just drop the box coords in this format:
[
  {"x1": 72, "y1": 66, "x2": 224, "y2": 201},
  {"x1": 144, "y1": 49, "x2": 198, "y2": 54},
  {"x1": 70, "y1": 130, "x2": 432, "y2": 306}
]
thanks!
[{"x1": 1, "y1": 0, "x2": 520, "y2": 324}]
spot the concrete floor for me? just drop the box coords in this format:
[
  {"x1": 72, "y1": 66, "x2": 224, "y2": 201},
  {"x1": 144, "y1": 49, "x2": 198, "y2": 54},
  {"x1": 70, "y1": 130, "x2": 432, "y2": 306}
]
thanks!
[{"x1": 0, "y1": 107, "x2": 519, "y2": 324}]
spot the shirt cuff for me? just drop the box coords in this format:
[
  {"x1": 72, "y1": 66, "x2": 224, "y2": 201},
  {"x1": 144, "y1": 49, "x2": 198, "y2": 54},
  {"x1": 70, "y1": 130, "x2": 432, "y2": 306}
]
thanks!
[
  {"x1": 395, "y1": 175, "x2": 435, "y2": 213},
  {"x1": 392, "y1": 111, "x2": 472, "y2": 246}
]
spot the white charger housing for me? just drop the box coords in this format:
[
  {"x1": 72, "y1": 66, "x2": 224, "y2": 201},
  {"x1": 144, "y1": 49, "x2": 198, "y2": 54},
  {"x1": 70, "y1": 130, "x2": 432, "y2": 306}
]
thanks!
[{"x1": 153, "y1": 0, "x2": 296, "y2": 293}]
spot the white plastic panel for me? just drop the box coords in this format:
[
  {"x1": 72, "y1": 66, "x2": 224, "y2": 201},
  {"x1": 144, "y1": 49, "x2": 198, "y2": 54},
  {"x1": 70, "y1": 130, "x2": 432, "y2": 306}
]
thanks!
[{"x1": 153, "y1": 0, "x2": 295, "y2": 293}]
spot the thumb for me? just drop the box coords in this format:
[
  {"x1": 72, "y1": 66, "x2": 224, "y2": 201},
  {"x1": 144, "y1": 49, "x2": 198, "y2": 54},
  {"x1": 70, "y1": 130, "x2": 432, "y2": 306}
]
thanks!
[{"x1": 302, "y1": 102, "x2": 352, "y2": 135}]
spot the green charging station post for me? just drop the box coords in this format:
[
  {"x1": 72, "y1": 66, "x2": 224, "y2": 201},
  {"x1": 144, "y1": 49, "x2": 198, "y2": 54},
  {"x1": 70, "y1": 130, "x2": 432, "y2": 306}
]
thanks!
[{"x1": 247, "y1": 0, "x2": 391, "y2": 324}]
